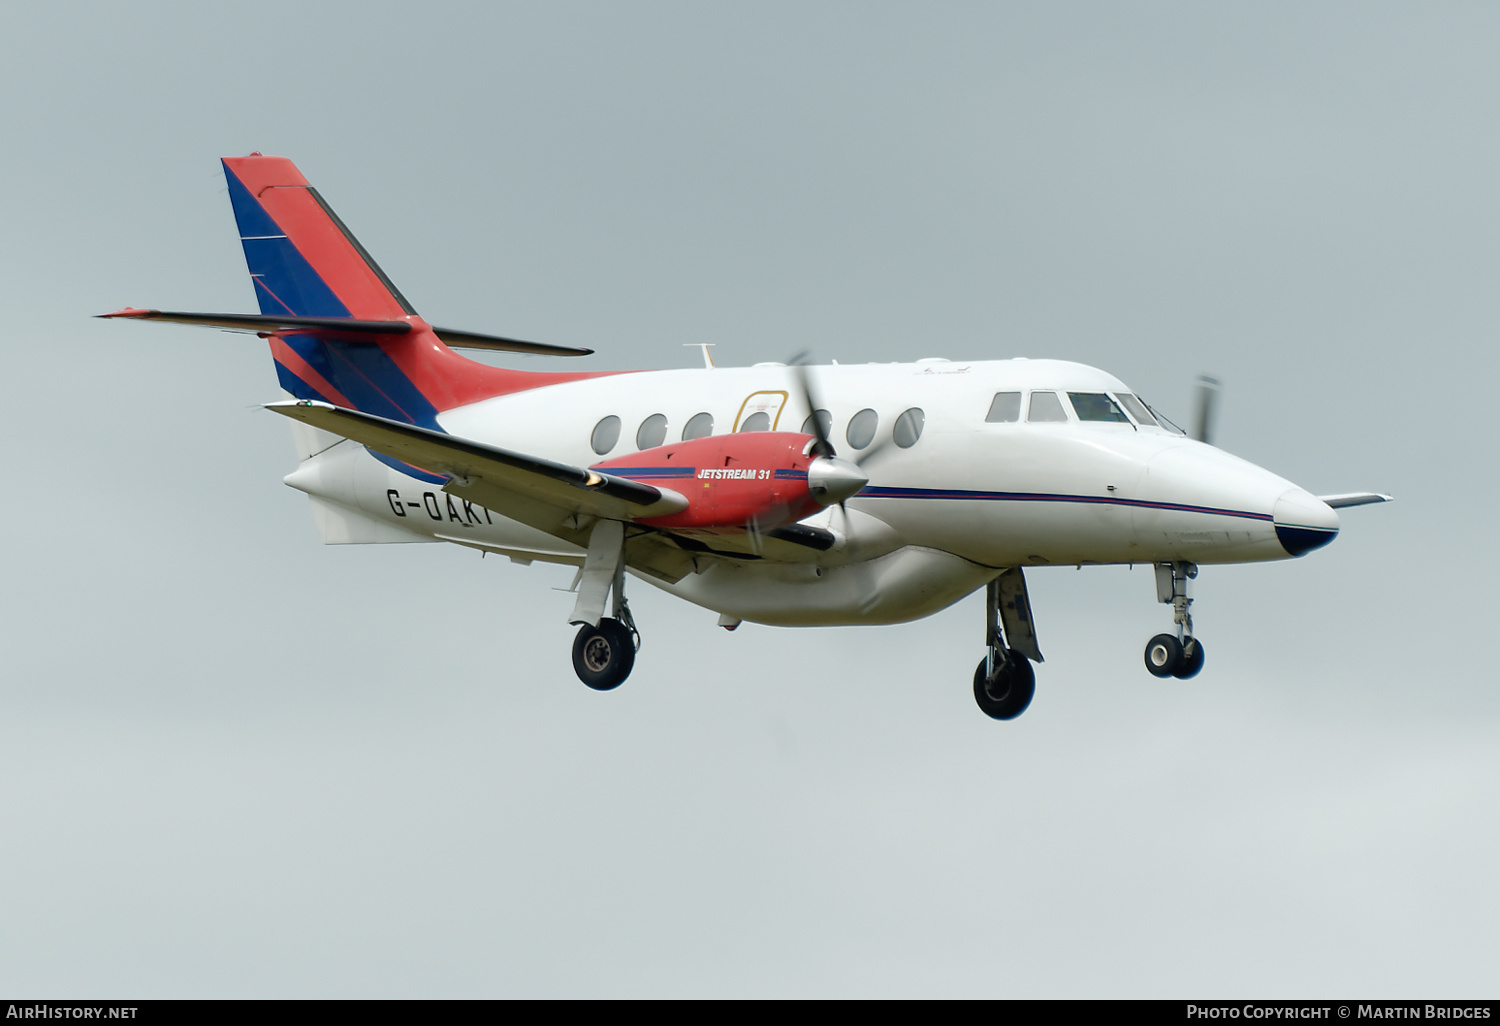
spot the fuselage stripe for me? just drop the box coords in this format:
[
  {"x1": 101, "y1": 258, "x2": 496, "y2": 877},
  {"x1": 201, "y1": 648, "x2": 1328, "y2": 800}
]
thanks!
[{"x1": 859, "y1": 486, "x2": 1273, "y2": 521}]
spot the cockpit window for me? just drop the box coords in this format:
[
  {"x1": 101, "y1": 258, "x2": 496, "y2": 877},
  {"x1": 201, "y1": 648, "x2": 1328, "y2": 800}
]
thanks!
[
  {"x1": 1143, "y1": 401, "x2": 1186, "y2": 435},
  {"x1": 1068, "y1": 392, "x2": 1130, "y2": 423},
  {"x1": 986, "y1": 392, "x2": 1021, "y2": 423},
  {"x1": 1027, "y1": 391, "x2": 1068, "y2": 423},
  {"x1": 1112, "y1": 393, "x2": 1157, "y2": 426}
]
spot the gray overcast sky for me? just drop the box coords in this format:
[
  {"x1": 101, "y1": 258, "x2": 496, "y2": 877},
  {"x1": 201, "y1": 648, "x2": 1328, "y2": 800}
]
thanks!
[{"x1": 1, "y1": 1, "x2": 1494, "y2": 997}]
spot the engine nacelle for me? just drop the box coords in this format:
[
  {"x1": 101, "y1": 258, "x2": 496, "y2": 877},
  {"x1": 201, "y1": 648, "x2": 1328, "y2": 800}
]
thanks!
[{"x1": 593, "y1": 432, "x2": 865, "y2": 533}]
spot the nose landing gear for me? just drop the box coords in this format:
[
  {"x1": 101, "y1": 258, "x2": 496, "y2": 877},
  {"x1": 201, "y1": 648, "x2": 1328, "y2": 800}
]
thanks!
[{"x1": 1143, "y1": 561, "x2": 1205, "y2": 679}]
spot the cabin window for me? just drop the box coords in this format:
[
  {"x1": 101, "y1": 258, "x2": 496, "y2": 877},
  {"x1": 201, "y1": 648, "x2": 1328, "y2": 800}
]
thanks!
[
  {"x1": 846, "y1": 408, "x2": 879, "y2": 449},
  {"x1": 986, "y1": 392, "x2": 1022, "y2": 423},
  {"x1": 893, "y1": 407, "x2": 925, "y2": 448},
  {"x1": 1027, "y1": 391, "x2": 1068, "y2": 423},
  {"x1": 1113, "y1": 393, "x2": 1158, "y2": 426},
  {"x1": 801, "y1": 410, "x2": 831, "y2": 438},
  {"x1": 591, "y1": 415, "x2": 622, "y2": 455},
  {"x1": 636, "y1": 413, "x2": 668, "y2": 450},
  {"x1": 682, "y1": 412, "x2": 714, "y2": 440},
  {"x1": 1068, "y1": 392, "x2": 1130, "y2": 423},
  {"x1": 739, "y1": 411, "x2": 771, "y2": 432}
]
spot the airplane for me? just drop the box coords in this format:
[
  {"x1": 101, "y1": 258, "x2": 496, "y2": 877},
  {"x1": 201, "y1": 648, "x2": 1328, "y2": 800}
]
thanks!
[{"x1": 101, "y1": 153, "x2": 1391, "y2": 720}]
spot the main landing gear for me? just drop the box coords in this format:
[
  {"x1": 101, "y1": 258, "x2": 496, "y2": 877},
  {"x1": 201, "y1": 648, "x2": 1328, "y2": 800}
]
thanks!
[
  {"x1": 568, "y1": 520, "x2": 641, "y2": 691},
  {"x1": 573, "y1": 612, "x2": 638, "y2": 691},
  {"x1": 973, "y1": 569, "x2": 1043, "y2": 720},
  {"x1": 1143, "y1": 561, "x2": 1205, "y2": 679}
]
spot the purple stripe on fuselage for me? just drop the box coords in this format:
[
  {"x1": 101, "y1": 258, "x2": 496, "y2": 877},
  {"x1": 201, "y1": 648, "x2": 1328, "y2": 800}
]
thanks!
[{"x1": 860, "y1": 486, "x2": 1272, "y2": 521}]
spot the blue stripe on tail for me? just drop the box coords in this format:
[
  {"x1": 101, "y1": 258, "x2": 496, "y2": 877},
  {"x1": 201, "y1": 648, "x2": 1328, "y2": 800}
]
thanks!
[{"x1": 225, "y1": 169, "x2": 351, "y2": 318}]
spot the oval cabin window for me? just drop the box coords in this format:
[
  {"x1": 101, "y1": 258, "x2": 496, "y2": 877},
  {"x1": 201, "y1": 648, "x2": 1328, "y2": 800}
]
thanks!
[
  {"x1": 893, "y1": 407, "x2": 925, "y2": 448},
  {"x1": 682, "y1": 412, "x2": 714, "y2": 440},
  {"x1": 636, "y1": 413, "x2": 668, "y2": 450},
  {"x1": 846, "y1": 408, "x2": 879, "y2": 450},
  {"x1": 591, "y1": 415, "x2": 621, "y2": 455}
]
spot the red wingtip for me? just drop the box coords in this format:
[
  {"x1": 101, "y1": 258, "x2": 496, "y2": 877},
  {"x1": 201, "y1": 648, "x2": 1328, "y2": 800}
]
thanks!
[{"x1": 97, "y1": 307, "x2": 153, "y2": 319}]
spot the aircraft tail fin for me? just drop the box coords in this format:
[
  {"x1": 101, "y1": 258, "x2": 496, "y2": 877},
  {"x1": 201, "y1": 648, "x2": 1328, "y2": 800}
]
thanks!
[
  {"x1": 104, "y1": 155, "x2": 612, "y2": 430},
  {"x1": 221, "y1": 154, "x2": 415, "y2": 320}
]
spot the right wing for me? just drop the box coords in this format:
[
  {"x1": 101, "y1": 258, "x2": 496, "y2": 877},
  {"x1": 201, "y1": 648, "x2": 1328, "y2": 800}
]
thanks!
[{"x1": 1318, "y1": 493, "x2": 1394, "y2": 509}]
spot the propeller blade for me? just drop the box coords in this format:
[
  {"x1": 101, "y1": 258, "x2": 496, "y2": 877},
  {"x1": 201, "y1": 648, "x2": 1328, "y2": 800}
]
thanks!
[
  {"x1": 852, "y1": 432, "x2": 895, "y2": 468},
  {"x1": 1192, "y1": 375, "x2": 1221, "y2": 445},
  {"x1": 790, "y1": 352, "x2": 836, "y2": 457}
]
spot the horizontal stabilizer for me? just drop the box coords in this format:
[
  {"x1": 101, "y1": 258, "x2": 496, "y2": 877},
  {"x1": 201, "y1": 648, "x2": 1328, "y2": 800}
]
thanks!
[
  {"x1": 264, "y1": 400, "x2": 687, "y2": 524},
  {"x1": 430, "y1": 328, "x2": 592, "y2": 357},
  {"x1": 99, "y1": 308, "x2": 409, "y2": 335},
  {"x1": 1318, "y1": 493, "x2": 1393, "y2": 509},
  {"x1": 99, "y1": 308, "x2": 591, "y2": 356}
]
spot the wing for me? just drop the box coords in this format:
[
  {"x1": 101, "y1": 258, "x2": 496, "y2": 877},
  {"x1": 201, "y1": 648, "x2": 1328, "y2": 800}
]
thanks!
[
  {"x1": 1318, "y1": 492, "x2": 1394, "y2": 509},
  {"x1": 267, "y1": 399, "x2": 685, "y2": 520},
  {"x1": 267, "y1": 401, "x2": 843, "y2": 580}
]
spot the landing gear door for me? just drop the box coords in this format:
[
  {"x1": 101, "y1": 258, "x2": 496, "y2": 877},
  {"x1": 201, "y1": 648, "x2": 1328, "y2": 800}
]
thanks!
[
  {"x1": 733, "y1": 391, "x2": 789, "y2": 432},
  {"x1": 997, "y1": 567, "x2": 1043, "y2": 663}
]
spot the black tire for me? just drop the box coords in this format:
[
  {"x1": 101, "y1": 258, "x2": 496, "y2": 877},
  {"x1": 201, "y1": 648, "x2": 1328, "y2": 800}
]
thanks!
[
  {"x1": 572, "y1": 618, "x2": 636, "y2": 691},
  {"x1": 1144, "y1": 633, "x2": 1182, "y2": 677},
  {"x1": 972, "y1": 655, "x2": 1036, "y2": 720},
  {"x1": 1174, "y1": 637, "x2": 1205, "y2": 679}
]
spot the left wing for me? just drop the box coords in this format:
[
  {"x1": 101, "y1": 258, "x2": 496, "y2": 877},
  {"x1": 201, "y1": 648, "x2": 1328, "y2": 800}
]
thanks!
[
  {"x1": 266, "y1": 400, "x2": 687, "y2": 527},
  {"x1": 267, "y1": 401, "x2": 840, "y2": 579}
]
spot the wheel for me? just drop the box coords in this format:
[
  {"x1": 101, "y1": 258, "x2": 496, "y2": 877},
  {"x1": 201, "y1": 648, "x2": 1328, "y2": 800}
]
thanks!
[
  {"x1": 1144, "y1": 633, "x2": 1182, "y2": 677},
  {"x1": 1174, "y1": 637, "x2": 1205, "y2": 679},
  {"x1": 972, "y1": 655, "x2": 1036, "y2": 720},
  {"x1": 572, "y1": 617, "x2": 636, "y2": 691}
]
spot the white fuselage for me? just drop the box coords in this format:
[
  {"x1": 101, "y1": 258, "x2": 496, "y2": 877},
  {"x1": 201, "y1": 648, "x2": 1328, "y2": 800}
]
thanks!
[{"x1": 285, "y1": 357, "x2": 1337, "y2": 626}]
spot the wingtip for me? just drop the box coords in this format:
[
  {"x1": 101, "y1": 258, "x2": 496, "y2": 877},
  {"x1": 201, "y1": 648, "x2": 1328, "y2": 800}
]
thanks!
[{"x1": 97, "y1": 307, "x2": 153, "y2": 320}]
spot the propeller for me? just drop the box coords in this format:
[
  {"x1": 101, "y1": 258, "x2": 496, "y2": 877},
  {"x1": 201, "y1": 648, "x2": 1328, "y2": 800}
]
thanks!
[
  {"x1": 1192, "y1": 374, "x2": 1221, "y2": 445},
  {"x1": 790, "y1": 352, "x2": 836, "y2": 457},
  {"x1": 789, "y1": 353, "x2": 867, "y2": 509},
  {"x1": 850, "y1": 431, "x2": 895, "y2": 469}
]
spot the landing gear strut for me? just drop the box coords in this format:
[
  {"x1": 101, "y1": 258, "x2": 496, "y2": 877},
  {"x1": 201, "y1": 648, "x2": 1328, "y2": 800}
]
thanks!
[
  {"x1": 1143, "y1": 561, "x2": 1205, "y2": 679},
  {"x1": 973, "y1": 569, "x2": 1042, "y2": 720},
  {"x1": 569, "y1": 520, "x2": 641, "y2": 691}
]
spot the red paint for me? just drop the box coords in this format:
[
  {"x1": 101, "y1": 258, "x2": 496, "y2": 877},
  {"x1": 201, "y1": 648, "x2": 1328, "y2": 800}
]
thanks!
[
  {"x1": 222, "y1": 155, "x2": 407, "y2": 321},
  {"x1": 376, "y1": 319, "x2": 628, "y2": 410},
  {"x1": 224, "y1": 154, "x2": 625, "y2": 411},
  {"x1": 595, "y1": 433, "x2": 821, "y2": 532}
]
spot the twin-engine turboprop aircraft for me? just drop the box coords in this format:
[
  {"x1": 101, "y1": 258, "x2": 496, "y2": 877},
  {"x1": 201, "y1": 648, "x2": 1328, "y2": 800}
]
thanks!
[{"x1": 103, "y1": 154, "x2": 1390, "y2": 720}]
